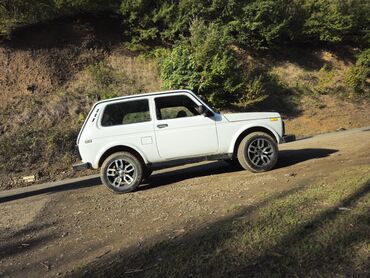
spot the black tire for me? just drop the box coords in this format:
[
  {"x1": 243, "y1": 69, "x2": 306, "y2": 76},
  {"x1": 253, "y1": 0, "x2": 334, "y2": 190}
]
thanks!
[
  {"x1": 237, "y1": 132, "x2": 278, "y2": 172},
  {"x1": 100, "y1": 152, "x2": 143, "y2": 193}
]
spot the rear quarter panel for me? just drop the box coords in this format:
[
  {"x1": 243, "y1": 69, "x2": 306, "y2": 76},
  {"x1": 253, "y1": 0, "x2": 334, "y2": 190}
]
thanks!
[{"x1": 77, "y1": 99, "x2": 159, "y2": 169}]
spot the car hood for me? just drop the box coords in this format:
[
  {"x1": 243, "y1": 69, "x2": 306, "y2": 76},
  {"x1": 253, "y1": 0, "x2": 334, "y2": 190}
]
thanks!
[{"x1": 223, "y1": 112, "x2": 280, "y2": 122}]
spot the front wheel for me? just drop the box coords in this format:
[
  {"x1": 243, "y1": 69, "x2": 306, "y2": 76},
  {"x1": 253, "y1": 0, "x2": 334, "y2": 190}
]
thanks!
[
  {"x1": 100, "y1": 152, "x2": 143, "y2": 193},
  {"x1": 237, "y1": 132, "x2": 278, "y2": 172}
]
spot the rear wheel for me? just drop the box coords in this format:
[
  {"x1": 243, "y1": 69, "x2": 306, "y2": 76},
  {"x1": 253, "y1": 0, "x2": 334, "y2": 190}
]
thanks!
[
  {"x1": 100, "y1": 152, "x2": 143, "y2": 193},
  {"x1": 237, "y1": 132, "x2": 278, "y2": 172}
]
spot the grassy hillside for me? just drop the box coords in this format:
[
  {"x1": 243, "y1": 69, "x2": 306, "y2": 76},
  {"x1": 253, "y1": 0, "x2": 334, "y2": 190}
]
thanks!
[
  {"x1": 0, "y1": 15, "x2": 369, "y2": 190},
  {"x1": 0, "y1": 16, "x2": 161, "y2": 189}
]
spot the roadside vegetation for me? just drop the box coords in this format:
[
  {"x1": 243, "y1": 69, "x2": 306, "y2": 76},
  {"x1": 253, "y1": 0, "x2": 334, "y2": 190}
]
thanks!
[
  {"x1": 346, "y1": 49, "x2": 370, "y2": 95},
  {"x1": 85, "y1": 166, "x2": 370, "y2": 277},
  {"x1": 1, "y1": 1, "x2": 369, "y2": 106}
]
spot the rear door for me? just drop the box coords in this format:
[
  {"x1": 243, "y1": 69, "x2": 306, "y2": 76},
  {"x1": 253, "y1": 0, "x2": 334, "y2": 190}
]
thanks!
[{"x1": 154, "y1": 93, "x2": 218, "y2": 160}]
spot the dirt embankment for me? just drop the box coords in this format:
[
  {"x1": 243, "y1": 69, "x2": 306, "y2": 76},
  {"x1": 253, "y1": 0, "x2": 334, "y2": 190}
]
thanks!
[{"x1": 0, "y1": 15, "x2": 160, "y2": 189}]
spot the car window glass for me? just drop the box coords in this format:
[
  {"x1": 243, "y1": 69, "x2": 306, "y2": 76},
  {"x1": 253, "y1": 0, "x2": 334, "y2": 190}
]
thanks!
[
  {"x1": 101, "y1": 99, "x2": 150, "y2": 127},
  {"x1": 155, "y1": 95, "x2": 200, "y2": 120}
]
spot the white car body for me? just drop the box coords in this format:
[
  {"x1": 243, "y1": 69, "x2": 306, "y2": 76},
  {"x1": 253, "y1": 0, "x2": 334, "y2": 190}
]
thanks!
[{"x1": 75, "y1": 90, "x2": 285, "y2": 170}]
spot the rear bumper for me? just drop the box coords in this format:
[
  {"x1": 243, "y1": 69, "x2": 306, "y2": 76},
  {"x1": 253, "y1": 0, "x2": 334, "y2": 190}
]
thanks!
[
  {"x1": 282, "y1": 134, "x2": 296, "y2": 143},
  {"x1": 72, "y1": 162, "x2": 91, "y2": 171},
  {"x1": 74, "y1": 144, "x2": 82, "y2": 160}
]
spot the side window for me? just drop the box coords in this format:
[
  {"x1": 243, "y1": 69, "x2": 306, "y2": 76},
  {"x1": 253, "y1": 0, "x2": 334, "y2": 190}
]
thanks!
[
  {"x1": 101, "y1": 99, "x2": 151, "y2": 127},
  {"x1": 155, "y1": 95, "x2": 200, "y2": 120}
]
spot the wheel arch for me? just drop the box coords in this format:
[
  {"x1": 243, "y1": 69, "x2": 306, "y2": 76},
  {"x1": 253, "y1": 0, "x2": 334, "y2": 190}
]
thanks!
[
  {"x1": 231, "y1": 126, "x2": 278, "y2": 159},
  {"x1": 98, "y1": 145, "x2": 147, "y2": 168}
]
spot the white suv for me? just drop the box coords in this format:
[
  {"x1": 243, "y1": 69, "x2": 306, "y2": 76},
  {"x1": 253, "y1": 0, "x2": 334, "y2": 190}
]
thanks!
[{"x1": 74, "y1": 90, "x2": 292, "y2": 193}]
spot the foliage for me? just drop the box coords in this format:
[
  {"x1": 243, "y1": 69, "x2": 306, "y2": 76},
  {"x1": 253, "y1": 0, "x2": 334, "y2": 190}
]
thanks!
[
  {"x1": 87, "y1": 61, "x2": 119, "y2": 88},
  {"x1": 1, "y1": 0, "x2": 368, "y2": 47},
  {"x1": 0, "y1": 0, "x2": 119, "y2": 34},
  {"x1": 86, "y1": 61, "x2": 121, "y2": 100},
  {"x1": 346, "y1": 0, "x2": 370, "y2": 47},
  {"x1": 230, "y1": 0, "x2": 299, "y2": 49},
  {"x1": 242, "y1": 75, "x2": 267, "y2": 104},
  {"x1": 302, "y1": 0, "x2": 353, "y2": 44},
  {"x1": 119, "y1": 0, "x2": 238, "y2": 47},
  {"x1": 345, "y1": 49, "x2": 370, "y2": 95},
  {"x1": 158, "y1": 20, "x2": 264, "y2": 108},
  {"x1": 314, "y1": 64, "x2": 337, "y2": 94}
]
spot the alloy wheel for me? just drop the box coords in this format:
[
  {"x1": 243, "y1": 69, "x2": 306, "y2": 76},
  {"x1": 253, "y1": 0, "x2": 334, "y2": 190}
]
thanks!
[{"x1": 247, "y1": 138, "x2": 274, "y2": 167}]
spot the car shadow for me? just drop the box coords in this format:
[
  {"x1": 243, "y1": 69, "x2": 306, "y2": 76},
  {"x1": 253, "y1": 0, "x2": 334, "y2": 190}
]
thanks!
[
  {"x1": 0, "y1": 176, "x2": 101, "y2": 203},
  {"x1": 138, "y1": 161, "x2": 240, "y2": 191},
  {"x1": 0, "y1": 148, "x2": 338, "y2": 201},
  {"x1": 276, "y1": 148, "x2": 338, "y2": 168},
  {"x1": 139, "y1": 148, "x2": 338, "y2": 191}
]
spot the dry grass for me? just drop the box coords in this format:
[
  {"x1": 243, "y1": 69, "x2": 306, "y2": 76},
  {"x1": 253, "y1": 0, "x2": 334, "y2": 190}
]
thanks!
[
  {"x1": 285, "y1": 94, "x2": 370, "y2": 136},
  {"x1": 268, "y1": 48, "x2": 370, "y2": 136},
  {"x1": 271, "y1": 49, "x2": 352, "y2": 96},
  {"x1": 108, "y1": 50, "x2": 161, "y2": 93},
  {"x1": 66, "y1": 51, "x2": 161, "y2": 99}
]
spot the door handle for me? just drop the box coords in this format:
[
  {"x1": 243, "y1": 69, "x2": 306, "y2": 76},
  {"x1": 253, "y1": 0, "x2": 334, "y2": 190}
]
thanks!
[{"x1": 157, "y1": 124, "x2": 168, "y2": 128}]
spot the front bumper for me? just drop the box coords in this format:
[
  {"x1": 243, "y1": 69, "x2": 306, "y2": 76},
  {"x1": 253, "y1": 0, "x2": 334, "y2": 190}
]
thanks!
[{"x1": 72, "y1": 162, "x2": 91, "y2": 171}]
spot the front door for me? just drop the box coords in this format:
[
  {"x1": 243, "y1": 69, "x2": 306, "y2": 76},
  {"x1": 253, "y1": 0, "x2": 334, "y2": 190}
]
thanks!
[{"x1": 154, "y1": 94, "x2": 218, "y2": 160}]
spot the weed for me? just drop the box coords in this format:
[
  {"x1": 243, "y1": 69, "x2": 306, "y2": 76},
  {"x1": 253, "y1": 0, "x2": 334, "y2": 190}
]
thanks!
[
  {"x1": 314, "y1": 64, "x2": 336, "y2": 94},
  {"x1": 345, "y1": 49, "x2": 370, "y2": 96}
]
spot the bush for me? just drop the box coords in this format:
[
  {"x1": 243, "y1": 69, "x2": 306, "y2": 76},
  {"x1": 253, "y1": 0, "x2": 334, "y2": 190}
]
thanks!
[
  {"x1": 86, "y1": 61, "x2": 122, "y2": 100},
  {"x1": 302, "y1": 0, "x2": 353, "y2": 44},
  {"x1": 119, "y1": 0, "x2": 238, "y2": 48},
  {"x1": 1, "y1": 0, "x2": 368, "y2": 49},
  {"x1": 158, "y1": 20, "x2": 265, "y2": 108},
  {"x1": 345, "y1": 49, "x2": 370, "y2": 95},
  {"x1": 231, "y1": 0, "x2": 299, "y2": 49},
  {"x1": 314, "y1": 64, "x2": 336, "y2": 94}
]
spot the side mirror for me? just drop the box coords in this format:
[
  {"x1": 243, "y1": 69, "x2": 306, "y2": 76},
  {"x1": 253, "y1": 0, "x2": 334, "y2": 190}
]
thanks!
[{"x1": 197, "y1": 105, "x2": 207, "y2": 116}]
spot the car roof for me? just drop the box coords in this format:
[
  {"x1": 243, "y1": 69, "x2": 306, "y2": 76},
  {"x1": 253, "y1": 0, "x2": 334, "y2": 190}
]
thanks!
[{"x1": 94, "y1": 89, "x2": 195, "y2": 105}]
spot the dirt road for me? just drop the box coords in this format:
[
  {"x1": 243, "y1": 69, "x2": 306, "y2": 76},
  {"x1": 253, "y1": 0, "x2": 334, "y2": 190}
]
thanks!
[{"x1": 1, "y1": 127, "x2": 369, "y2": 277}]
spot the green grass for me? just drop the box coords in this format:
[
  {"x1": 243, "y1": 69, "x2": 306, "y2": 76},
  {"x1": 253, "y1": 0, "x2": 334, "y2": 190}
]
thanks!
[{"x1": 87, "y1": 165, "x2": 370, "y2": 277}]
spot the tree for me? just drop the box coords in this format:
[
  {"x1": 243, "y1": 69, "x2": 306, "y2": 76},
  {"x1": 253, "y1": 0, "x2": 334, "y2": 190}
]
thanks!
[
  {"x1": 159, "y1": 20, "x2": 265, "y2": 108},
  {"x1": 303, "y1": 0, "x2": 353, "y2": 44},
  {"x1": 345, "y1": 49, "x2": 370, "y2": 95},
  {"x1": 230, "y1": 0, "x2": 300, "y2": 49}
]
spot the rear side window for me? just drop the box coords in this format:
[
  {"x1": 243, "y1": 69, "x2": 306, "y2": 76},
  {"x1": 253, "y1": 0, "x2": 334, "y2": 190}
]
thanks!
[{"x1": 101, "y1": 99, "x2": 151, "y2": 127}]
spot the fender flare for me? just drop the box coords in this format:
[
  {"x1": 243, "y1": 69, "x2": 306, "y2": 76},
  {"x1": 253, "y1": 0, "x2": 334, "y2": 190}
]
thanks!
[
  {"x1": 228, "y1": 124, "x2": 281, "y2": 154},
  {"x1": 93, "y1": 142, "x2": 149, "y2": 169}
]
